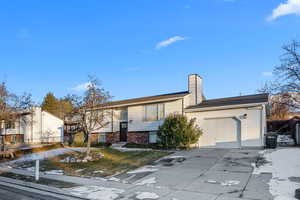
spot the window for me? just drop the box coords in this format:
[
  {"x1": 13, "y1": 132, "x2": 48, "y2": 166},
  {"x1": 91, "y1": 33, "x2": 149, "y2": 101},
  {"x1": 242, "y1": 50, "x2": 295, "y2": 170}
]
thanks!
[
  {"x1": 119, "y1": 108, "x2": 128, "y2": 121},
  {"x1": 11, "y1": 135, "x2": 16, "y2": 144},
  {"x1": 144, "y1": 103, "x2": 165, "y2": 121},
  {"x1": 5, "y1": 121, "x2": 15, "y2": 129},
  {"x1": 149, "y1": 131, "x2": 158, "y2": 144},
  {"x1": 98, "y1": 134, "x2": 106, "y2": 143}
]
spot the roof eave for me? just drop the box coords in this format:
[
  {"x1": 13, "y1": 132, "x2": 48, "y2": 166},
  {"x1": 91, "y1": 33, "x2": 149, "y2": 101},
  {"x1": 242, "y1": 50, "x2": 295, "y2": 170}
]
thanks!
[{"x1": 185, "y1": 102, "x2": 268, "y2": 113}]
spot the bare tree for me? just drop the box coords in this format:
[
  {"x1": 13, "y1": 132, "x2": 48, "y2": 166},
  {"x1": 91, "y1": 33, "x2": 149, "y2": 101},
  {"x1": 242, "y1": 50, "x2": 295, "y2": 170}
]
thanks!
[
  {"x1": 0, "y1": 82, "x2": 34, "y2": 150},
  {"x1": 67, "y1": 76, "x2": 111, "y2": 158},
  {"x1": 261, "y1": 40, "x2": 300, "y2": 114}
]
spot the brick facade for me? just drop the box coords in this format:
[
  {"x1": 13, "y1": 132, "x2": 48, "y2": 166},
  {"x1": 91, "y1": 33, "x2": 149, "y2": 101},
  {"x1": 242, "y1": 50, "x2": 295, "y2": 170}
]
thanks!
[
  {"x1": 106, "y1": 132, "x2": 120, "y2": 143},
  {"x1": 127, "y1": 131, "x2": 149, "y2": 144},
  {"x1": 91, "y1": 131, "x2": 150, "y2": 144}
]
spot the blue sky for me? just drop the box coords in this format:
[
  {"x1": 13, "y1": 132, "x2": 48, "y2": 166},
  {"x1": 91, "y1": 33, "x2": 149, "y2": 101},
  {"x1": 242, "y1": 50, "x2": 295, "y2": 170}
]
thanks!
[{"x1": 1, "y1": 0, "x2": 300, "y2": 103}]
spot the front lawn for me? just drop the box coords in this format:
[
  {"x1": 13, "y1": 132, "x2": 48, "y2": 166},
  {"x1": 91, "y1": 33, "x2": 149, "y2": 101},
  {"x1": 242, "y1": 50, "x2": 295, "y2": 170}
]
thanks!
[{"x1": 16, "y1": 148, "x2": 170, "y2": 177}]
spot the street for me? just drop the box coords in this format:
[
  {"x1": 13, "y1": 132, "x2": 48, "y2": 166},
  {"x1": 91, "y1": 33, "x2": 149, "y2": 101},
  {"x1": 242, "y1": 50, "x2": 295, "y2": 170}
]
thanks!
[{"x1": 0, "y1": 182, "x2": 84, "y2": 200}]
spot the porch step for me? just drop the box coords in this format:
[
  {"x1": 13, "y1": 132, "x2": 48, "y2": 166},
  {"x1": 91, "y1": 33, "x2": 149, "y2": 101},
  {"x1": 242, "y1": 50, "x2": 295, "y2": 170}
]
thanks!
[{"x1": 111, "y1": 142, "x2": 126, "y2": 148}]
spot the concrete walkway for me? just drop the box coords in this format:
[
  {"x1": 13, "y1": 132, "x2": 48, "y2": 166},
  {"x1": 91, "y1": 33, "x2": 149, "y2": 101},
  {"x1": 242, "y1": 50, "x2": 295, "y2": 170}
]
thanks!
[{"x1": 0, "y1": 148, "x2": 273, "y2": 200}]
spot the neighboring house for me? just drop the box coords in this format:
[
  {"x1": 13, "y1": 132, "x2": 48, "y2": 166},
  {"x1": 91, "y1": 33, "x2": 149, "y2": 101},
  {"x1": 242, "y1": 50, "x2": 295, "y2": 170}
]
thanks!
[
  {"x1": 85, "y1": 74, "x2": 268, "y2": 148},
  {"x1": 0, "y1": 107, "x2": 64, "y2": 144}
]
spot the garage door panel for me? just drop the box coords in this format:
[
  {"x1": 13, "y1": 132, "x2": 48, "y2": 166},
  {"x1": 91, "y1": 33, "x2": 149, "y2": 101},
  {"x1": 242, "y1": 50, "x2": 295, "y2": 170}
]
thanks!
[{"x1": 201, "y1": 118, "x2": 239, "y2": 148}]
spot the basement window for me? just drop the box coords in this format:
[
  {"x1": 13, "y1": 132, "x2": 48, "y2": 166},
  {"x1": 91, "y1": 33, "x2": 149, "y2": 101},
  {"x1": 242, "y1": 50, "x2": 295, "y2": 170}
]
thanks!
[
  {"x1": 149, "y1": 131, "x2": 158, "y2": 144},
  {"x1": 98, "y1": 134, "x2": 106, "y2": 143}
]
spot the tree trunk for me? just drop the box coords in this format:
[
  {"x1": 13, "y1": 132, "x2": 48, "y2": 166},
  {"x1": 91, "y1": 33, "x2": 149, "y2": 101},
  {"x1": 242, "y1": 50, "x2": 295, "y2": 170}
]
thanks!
[{"x1": 86, "y1": 132, "x2": 91, "y2": 157}]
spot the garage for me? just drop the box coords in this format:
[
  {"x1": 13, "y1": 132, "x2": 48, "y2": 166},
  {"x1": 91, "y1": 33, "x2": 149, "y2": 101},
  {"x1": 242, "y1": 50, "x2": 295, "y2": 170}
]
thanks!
[
  {"x1": 185, "y1": 94, "x2": 269, "y2": 148},
  {"x1": 203, "y1": 117, "x2": 241, "y2": 148}
]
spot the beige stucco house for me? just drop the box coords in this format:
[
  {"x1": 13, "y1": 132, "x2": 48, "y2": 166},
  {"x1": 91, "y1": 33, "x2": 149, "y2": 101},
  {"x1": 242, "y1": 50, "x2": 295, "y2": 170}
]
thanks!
[{"x1": 91, "y1": 74, "x2": 268, "y2": 148}]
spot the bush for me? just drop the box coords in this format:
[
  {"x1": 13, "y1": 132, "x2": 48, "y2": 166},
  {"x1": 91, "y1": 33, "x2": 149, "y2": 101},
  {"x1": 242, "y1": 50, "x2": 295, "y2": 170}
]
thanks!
[
  {"x1": 92, "y1": 142, "x2": 112, "y2": 148},
  {"x1": 158, "y1": 114, "x2": 203, "y2": 149}
]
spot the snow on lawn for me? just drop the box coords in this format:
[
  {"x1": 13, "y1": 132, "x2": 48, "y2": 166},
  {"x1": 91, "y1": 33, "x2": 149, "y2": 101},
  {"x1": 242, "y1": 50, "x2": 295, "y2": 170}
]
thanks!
[
  {"x1": 127, "y1": 166, "x2": 158, "y2": 174},
  {"x1": 253, "y1": 148, "x2": 300, "y2": 200},
  {"x1": 70, "y1": 185, "x2": 124, "y2": 200},
  {"x1": 135, "y1": 177, "x2": 157, "y2": 186},
  {"x1": 135, "y1": 192, "x2": 159, "y2": 200},
  {"x1": 44, "y1": 170, "x2": 64, "y2": 175},
  {"x1": 8, "y1": 148, "x2": 83, "y2": 163}
]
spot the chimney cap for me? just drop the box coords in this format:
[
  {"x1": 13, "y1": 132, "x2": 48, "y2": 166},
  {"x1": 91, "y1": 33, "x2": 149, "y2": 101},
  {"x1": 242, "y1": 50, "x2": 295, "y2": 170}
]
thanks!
[{"x1": 188, "y1": 74, "x2": 202, "y2": 79}]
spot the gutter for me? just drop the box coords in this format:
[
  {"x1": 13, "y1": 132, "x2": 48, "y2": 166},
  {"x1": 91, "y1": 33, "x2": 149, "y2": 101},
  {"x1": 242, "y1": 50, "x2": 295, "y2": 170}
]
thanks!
[{"x1": 185, "y1": 103, "x2": 266, "y2": 113}]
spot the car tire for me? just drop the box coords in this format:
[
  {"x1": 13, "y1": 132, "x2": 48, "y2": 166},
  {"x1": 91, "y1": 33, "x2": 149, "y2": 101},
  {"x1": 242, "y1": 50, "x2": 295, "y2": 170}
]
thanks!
[{"x1": 295, "y1": 188, "x2": 300, "y2": 199}]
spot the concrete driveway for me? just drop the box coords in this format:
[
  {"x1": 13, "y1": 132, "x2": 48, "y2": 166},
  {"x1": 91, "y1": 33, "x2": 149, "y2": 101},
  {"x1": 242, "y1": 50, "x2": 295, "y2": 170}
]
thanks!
[
  {"x1": 2, "y1": 148, "x2": 273, "y2": 200},
  {"x1": 118, "y1": 148, "x2": 273, "y2": 200}
]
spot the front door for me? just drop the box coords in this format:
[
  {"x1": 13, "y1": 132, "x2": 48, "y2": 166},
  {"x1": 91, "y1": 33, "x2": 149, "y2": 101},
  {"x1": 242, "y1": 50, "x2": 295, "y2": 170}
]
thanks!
[{"x1": 120, "y1": 122, "x2": 128, "y2": 142}]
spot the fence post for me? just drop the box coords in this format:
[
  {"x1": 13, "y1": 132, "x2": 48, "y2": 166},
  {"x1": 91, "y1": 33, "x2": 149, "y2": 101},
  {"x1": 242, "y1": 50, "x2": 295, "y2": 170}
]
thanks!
[{"x1": 35, "y1": 160, "x2": 39, "y2": 181}]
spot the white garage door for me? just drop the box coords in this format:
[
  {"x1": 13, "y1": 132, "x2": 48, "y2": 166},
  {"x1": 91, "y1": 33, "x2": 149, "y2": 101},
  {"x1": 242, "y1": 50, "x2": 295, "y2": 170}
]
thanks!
[{"x1": 203, "y1": 118, "x2": 241, "y2": 148}]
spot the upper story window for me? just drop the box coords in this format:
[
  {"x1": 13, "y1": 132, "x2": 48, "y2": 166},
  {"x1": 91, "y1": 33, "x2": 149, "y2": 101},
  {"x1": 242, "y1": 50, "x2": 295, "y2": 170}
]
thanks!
[
  {"x1": 144, "y1": 103, "x2": 164, "y2": 121},
  {"x1": 5, "y1": 121, "x2": 15, "y2": 129},
  {"x1": 118, "y1": 107, "x2": 128, "y2": 121}
]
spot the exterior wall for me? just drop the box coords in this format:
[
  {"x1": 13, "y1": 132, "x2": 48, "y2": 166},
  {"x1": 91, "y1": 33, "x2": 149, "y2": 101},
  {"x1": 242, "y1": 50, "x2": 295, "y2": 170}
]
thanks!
[
  {"x1": 128, "y1": 99, "x2": 183, "y2": 132},
  {"x1": 186, "y1": 106, "x2": 265, "y2": 148},
  {"x1": 1, "y1": 134, "x2": 24, "y2": 144},
  {"x1": 94, "y1": 99, "x2": 184, "y2": 133},
  {"x1": 40, "y1": 111, "x2": 64, "y2": 143},
  {"x1": 23, "y1": 107, "x2": 64, "y2": 143}
]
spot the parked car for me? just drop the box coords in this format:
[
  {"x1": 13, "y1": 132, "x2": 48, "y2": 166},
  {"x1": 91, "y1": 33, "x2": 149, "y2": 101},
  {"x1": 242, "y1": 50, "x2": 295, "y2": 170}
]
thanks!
[{"x1": 277, "y1": 134, "x2": 295, "y2": 146}]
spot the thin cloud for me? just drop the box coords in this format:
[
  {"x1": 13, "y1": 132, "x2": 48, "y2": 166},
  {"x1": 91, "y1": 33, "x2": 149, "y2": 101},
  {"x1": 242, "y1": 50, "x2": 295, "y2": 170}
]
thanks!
[
  {"x1": 16, "y1": 28, "x2": 30, "y2": 39},
  {"x1": 125, "y1": 67, "x2": 141, "y2": 72},
  {"x1": 262, "y1": 72, "x2": 273, "y2": 77},
  {"x1": 156, "y1": 36, "x2": 187, "y2": 49},
  {"x1": 71, "y1": 82, "x2": 91, "y2": 91},
  {"x1": 268, "y1": 0, "x2": 300, "y2": 21}
]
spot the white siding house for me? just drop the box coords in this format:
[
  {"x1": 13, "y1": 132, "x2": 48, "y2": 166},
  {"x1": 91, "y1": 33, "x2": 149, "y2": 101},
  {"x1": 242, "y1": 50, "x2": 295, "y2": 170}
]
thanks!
[
  {"x1": 0, "y1": 107, "x2": 64, "y2": 144},
  {"x1": 88, "y1": 74, "x2": 269, "y2": 148}
]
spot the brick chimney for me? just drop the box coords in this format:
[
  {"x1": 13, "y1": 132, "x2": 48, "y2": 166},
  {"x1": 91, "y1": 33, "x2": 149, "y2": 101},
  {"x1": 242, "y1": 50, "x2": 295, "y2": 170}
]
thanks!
[{"x1": 188, "y1": 74, "x2": 203, "y2": 105}]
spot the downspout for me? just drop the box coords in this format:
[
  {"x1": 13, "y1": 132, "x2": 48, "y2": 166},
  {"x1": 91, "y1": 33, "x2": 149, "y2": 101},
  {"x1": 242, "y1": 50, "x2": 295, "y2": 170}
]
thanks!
[
  {"x1": 31, "y1": 112, "x2": 33, "y2": 143},
  {"x1": 41, "y1": 110, "x2": 43, "y2": 143},
  {"x1": 260, "y1": 105, "x2": 265, "y2": 147},
  {"x1": 111, "y1": 109, "x2": 114, "y2": 133}
]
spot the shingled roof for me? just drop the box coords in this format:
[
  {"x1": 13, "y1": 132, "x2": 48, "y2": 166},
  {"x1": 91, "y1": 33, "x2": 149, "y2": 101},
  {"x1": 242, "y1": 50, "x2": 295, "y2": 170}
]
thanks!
[
  {"x1": 186, "y1": 93, "x2": 269, "y2": 110},
  {"x1": 96, "y1": 91, "x2": 190, "y2": 108}
]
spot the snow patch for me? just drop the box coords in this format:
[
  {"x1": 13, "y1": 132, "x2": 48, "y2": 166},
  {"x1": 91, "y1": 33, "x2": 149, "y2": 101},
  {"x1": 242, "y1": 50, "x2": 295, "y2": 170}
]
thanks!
[
  {"x1": 75, "y1": 168, "x2": 86, "y2": 173},
  {"x1": 93, "y1": 170, "x2": 104, "y2": 174},
  {"x1": 253, "y1": 148, "x2": 300, "y2": 200},
  {"x1": 44, "y1": 170, "x2": 64, "y2": 175},
  {"x1": 127, "y1": 166, "x2": 158, "y2": 174},
  {"x1": 135, "y1": 177, "x2": 156, "y2": 186},
  {"x1": 221, "y1": 180, "x2": 240, "y2": 186},
  {"x1": 111, "y1": 147, "x2": 152, "y2": 152},
  {"x1": 135, "y1": 192, "x2": 159, "y2": 200},
  {"x1": 108, "y1": 177, "x2": 120, "y2": 182},
  {"x1": 70, "y1": 186, "x2": 124, "y2": 200},
  {"x1": 8, "y1": 148, "x2": 82, "y2": 163}
]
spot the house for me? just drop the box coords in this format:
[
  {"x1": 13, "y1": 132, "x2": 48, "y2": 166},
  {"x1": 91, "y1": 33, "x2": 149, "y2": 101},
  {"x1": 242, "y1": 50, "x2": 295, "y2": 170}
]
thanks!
[
  {"x1": 0, "y1": 107, "x2": 64, "y2": 145},
  {"x1": 87, "y1": 74, "x2": 269, "y2": 148}
]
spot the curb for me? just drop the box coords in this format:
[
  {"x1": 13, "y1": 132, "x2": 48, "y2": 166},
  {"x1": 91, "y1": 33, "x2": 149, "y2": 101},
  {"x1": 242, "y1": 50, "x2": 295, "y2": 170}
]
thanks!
[{"x1": 0, "y1": 176, "x2": 88, "y2": 200}]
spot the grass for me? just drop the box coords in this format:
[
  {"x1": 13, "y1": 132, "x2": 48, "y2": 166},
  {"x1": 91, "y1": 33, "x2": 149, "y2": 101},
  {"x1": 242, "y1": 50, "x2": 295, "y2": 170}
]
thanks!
[{"x1": 19, "y1": 148, "x2": 171, "y2": 177}]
